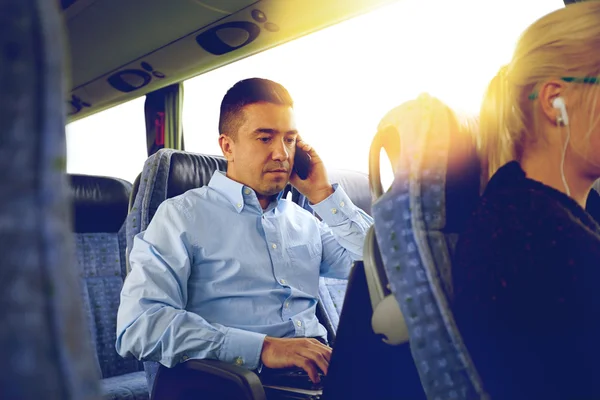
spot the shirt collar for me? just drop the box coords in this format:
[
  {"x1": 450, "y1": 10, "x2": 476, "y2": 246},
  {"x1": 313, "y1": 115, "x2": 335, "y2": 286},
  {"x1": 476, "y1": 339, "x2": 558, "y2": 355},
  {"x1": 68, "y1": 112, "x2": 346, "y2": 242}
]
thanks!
[{"x1": 207, "y1": 171, "x2": 285, "y2": 213}]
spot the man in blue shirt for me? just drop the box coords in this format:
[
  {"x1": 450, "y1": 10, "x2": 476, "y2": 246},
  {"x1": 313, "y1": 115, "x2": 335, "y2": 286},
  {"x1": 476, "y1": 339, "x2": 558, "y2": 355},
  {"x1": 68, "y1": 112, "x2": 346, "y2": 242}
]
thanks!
[{"x1": 116, "y1": 78, "x2": 373, "y2": 384}]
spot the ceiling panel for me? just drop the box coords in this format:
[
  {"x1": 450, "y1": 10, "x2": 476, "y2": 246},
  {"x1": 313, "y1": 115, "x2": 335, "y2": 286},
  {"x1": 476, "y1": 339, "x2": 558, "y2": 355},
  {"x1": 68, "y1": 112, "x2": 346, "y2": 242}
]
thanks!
[
  {"x1": 65, "y1": 0, "x2": 398, "y2": 122},
  {"x1": 66, "y1": 0, "x2": 255, "y2": 88}
]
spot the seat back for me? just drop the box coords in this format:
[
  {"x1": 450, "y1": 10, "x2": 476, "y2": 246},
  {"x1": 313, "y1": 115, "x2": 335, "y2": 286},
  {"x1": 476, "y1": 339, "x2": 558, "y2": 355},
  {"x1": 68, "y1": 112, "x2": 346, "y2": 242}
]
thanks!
[
  {"x1": 129, "y1": 173, "x2": 142, "y2": 214},
  {"x1": 293, "y1": 169, "x2": 372, "y2": 341},
  {"x1": 126, "y1": 149, "x2": 228, "y2": 391},
  {"x1": 70, "y1": 174, "x2": 144, "y2": 380},
  {"x1": 0, "y1": 0, "x2": 100, "y2": 398},
  {"x1": 126, "y1": 150, "x2": 227, "y2": 254},
  {"x1": 370, "y1": 95, "x2": 486, "y2": 399}
]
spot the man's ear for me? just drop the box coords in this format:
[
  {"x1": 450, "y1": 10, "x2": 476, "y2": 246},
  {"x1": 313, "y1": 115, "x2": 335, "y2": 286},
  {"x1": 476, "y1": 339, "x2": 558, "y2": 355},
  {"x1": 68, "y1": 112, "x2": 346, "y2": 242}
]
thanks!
[{"x1": 219, "y1": 134, "x2": 235, "y2": 162}]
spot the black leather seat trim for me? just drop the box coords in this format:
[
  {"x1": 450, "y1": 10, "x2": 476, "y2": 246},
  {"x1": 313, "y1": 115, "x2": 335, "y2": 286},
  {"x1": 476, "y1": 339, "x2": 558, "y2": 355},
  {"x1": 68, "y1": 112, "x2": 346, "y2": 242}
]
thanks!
[
  {"x1": 70, "y1": 174, "x2": 131, "y2": 233},
  {"x1": 166, "y1": 153, "x2": 227, "y2": 199}
]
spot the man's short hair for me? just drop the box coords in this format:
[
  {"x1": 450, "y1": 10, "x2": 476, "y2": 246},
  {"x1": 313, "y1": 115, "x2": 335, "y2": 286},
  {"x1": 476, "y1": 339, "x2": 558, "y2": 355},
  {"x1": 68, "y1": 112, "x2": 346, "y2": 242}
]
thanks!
[{"x1": 218, "y1": 78, "x2": 294, "y2": 139}]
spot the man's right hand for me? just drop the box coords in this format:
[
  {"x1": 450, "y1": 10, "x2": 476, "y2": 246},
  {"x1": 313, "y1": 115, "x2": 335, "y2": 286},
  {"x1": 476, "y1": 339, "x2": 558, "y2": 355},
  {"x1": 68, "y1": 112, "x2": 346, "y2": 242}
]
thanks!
[{"x1": 260, "y1": 337, "x2": 332, "y2": 383}]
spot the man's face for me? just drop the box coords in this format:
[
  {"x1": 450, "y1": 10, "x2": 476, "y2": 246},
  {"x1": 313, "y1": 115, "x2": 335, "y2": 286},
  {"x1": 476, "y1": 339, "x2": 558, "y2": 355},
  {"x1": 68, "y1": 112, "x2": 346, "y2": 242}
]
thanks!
[{"x1": 220, "y1": 102, "x2": 298, "y2": 198}]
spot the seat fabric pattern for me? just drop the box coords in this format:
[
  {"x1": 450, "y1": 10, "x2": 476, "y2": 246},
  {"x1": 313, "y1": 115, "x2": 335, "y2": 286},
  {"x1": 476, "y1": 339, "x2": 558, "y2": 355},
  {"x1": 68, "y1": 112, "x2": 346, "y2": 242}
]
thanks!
[
  {"x1": 371, "y1": 98, "x2": 487, "y2": 400},
  {"x1": 99, "y1": 371, "x2": 149, "y2": 400},
  {"x1": 70, "y1": 174, "x2": 147, "y2": 399},
  {"x1": 125, "y1": 149, "x2": 227, "y2": 391},
  {"x1": 0, "y1": 0, "x2": 102, "y2": 398}
]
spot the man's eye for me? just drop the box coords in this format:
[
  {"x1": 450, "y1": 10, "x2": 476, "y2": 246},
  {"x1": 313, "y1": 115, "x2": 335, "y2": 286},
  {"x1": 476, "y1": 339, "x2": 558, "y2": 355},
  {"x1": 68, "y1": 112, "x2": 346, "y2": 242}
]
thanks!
[
  {"x1": 286, "y1": 138, "x2": 296, "y2": 144},
  {"x1": 259, "y1": 137, "x2": 271, "y2": 143}
]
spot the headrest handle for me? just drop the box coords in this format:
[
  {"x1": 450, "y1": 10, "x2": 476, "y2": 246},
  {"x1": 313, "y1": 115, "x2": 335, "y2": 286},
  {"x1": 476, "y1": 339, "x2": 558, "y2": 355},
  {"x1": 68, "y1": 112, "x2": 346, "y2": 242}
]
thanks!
[{"x1": 369, "y1": 125, "x2": 401, "y2": 199}]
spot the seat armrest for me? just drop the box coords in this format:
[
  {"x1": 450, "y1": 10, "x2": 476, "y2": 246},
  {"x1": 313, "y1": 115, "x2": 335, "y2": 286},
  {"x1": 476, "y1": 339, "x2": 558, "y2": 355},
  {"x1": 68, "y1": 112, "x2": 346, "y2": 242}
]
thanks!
[
  {"x1": 152, "y1": 359, "x2": 266, "y2": 400},
  {"x1": 181, "y1": 359, "x2": 266, "y2": 395}
]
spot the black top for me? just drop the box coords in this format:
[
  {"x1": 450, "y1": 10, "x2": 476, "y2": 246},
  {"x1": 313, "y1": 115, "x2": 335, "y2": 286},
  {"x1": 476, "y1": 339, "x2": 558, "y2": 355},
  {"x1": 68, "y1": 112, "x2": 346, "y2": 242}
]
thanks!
[{"x1": 453, "y1": 161, "x2": 600, "y2": 400}]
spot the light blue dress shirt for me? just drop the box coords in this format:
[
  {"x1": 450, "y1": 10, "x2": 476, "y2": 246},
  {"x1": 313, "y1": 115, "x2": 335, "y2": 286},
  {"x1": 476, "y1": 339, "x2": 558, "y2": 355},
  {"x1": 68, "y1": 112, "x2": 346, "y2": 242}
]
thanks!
[{"x1": 116, "y1": 171, "x2": 373, "y2": 370}]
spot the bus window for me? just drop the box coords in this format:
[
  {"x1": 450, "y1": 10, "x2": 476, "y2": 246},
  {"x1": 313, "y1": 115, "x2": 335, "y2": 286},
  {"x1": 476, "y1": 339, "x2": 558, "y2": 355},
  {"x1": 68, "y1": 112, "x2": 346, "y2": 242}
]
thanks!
[
  {"x1": 183, "y1": 0, "x2": 563, "y2": 174},
  {"x1": 66, "y1": 97, "x2": 147, "y2": 183}
]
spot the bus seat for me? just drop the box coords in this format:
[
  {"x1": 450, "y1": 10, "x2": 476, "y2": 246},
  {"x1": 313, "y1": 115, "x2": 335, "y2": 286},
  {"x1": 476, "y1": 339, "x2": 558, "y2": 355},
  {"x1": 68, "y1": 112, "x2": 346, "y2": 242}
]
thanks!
[
  {"x1": 125, "y1": 173, "x2": 142, "y2": 276},
  {"x1": 125, "y1": 149, "x2": 266, "y2": 399},
  {"x1": 69, "y1": 174, "x2": 149, "y2": 399},
  {"x1": 126, "y1": 149, "x2": 368, "y2": 398},
  {"x1": 370, "y1": 96, "x2": 486, "y2": 399},
  {"x1": 321, "y1": 180, "x2": 424, "y2": 399},
  {"x1": 129, "y1": 173, "x2": 142, "y2": 222},
  {"x1": 292, "y1": 169, "x2": 372, "y2": 344},
  {"x1": 0, "y1": 0, "x2": 101, "y2": 398},
  {"x1": 323, "y1": 261, "x2": 426, "y2": 400}
]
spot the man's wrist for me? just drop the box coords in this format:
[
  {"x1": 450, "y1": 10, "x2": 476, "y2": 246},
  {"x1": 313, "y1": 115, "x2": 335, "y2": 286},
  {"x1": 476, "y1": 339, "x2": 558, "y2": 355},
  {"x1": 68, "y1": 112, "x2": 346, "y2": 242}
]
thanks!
[
  {"x1": 306, "y1": 185, "x2": 335, "y2": 205},
  {"x1": 220, "y1": 328, "x2": 266, "y2": 370}
]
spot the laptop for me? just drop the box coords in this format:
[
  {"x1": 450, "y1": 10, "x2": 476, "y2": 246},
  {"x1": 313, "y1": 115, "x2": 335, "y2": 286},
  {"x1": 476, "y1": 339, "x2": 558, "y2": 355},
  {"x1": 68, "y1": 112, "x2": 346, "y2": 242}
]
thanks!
[{"x1": 259, "y1": 367, "x2": 324, "y2": 400}]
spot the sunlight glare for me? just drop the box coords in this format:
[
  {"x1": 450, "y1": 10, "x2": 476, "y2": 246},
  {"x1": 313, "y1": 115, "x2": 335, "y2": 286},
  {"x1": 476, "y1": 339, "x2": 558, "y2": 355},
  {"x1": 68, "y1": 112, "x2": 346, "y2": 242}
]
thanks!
[{"x1": 183, "y1": 0, "x2": 564, "y2": 175}]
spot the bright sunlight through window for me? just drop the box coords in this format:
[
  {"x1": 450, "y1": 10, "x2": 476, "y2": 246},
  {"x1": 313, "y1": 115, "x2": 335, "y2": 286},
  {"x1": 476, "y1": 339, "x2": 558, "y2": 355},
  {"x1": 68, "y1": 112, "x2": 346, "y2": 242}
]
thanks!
[
  {"x1": 66, "y1": 0, "x2": 564, "y2": 185},
  {"x1": 183, "y1": 0, "x2": 564, "y2": 188},
  {"x1": 66, "y1": 97, "x2": 147, "y2": 183}
]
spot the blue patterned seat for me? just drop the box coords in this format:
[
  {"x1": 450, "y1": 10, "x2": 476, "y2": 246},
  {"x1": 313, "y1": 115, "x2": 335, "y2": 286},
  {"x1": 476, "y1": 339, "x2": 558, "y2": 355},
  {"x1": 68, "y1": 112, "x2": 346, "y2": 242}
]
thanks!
[
  {"x1": 125, "y1": 149, "x2": 228, "y2": 392},
  {"x1": 70, "y1": 174, "x2": 148, "y2": 400},
  {"x1": 370, "y1": 96, "x2": 487, "y2": 399},
  {"x1": 0, "y1": 0, "x2": 101, "y2": 398}
]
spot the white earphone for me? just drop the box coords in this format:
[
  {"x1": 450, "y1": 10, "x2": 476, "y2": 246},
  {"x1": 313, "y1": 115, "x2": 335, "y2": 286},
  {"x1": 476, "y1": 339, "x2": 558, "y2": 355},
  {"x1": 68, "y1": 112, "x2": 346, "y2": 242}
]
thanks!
[
  {"x1": 553, "y1": 96, "x2": 571, "y2": 196},
  {"x1": 553, "y1": 97, "x2": 569, "y2": 126}
]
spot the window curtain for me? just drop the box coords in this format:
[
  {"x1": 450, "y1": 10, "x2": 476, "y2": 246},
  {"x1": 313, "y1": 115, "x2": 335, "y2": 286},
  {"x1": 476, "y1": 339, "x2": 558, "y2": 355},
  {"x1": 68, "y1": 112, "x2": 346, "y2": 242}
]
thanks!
[{"x1": 144, "y1": 83, "x2": 184, "y2": 156}]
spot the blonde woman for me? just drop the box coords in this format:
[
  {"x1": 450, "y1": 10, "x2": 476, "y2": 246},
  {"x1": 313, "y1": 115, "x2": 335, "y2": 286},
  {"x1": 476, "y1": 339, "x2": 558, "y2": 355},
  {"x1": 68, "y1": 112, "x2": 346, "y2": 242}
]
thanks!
[{"x1": 452, "y1": 2, "x2": 600, "y2": 399}]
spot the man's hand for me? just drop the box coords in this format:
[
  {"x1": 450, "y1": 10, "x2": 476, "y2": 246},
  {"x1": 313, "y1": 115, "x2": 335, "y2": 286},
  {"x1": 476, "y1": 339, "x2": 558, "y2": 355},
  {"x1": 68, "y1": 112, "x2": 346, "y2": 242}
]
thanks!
[
  {"x1": 260, "y1": 337, "x2": 332, "y2": 383},
  {"x1": 289, "y1": 137, "x2": 334, "y2": 205}
]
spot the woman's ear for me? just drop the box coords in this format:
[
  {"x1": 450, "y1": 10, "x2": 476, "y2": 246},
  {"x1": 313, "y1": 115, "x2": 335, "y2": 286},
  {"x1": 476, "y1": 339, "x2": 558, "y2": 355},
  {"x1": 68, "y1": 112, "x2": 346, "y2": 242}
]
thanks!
[{"x1": 538, "y1": 80, "x2": 568, "y2": 126}]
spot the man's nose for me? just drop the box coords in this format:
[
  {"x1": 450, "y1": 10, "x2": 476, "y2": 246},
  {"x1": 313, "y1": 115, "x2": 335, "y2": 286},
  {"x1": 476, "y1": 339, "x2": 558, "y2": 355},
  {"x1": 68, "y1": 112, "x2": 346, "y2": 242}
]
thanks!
[{"x1": 271, "y1": 139, "x2": 289, "y2": 161}]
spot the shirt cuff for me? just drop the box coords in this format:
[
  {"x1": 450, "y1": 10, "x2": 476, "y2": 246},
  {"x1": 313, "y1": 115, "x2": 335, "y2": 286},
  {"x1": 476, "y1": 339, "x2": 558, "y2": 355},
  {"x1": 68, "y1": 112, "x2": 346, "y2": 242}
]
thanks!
[
  {"x1": 310, "y1": 184, "x2": 357, "y2": 226},
  {"x1": 218, "y1": 327, "x2": 266, "y2": 370}
]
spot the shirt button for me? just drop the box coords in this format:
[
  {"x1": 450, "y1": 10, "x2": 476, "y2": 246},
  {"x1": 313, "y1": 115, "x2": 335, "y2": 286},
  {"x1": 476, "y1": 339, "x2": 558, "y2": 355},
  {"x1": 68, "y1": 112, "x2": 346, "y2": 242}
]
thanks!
[
  {"x1": 331, "y1": 208, "x2": 338, "y2": 214},
  {"x1": 280, "y1": 278, "x2": 287, "y2": 285},
  {"x1": 234, "y1": 357, "x2": 244, "y2": 366},
  {"x1": 182, "y1": 355, "x2": 189, "y2": 361},
  {"x1": 340, "y1": 201, "x2": 345, "y2": 207},
  {"x1": 296, "y1": 320, "x2": 302, "y2": 327},
  {"x1": 244, "y1": 188, "x2": 251, "y2": 195},
  {"x1": 272, "y1": 243, "x2": 277, "y2": 249},
  {"x1": 236, "y1": 203, "x2": 242, "y2": 208},
  {"x1": 285, "y1": 302, "x2": 289, "y2": 308}
]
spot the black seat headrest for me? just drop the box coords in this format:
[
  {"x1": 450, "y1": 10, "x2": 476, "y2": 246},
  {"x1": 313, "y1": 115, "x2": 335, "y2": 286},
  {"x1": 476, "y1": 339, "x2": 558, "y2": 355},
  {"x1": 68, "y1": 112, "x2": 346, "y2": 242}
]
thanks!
[
  {"x1": 70, "y1": 174, "x2": 132, "y2": 233},
  {"x1": 166, "y1": 152, "x2": 227, "y2": 199}
]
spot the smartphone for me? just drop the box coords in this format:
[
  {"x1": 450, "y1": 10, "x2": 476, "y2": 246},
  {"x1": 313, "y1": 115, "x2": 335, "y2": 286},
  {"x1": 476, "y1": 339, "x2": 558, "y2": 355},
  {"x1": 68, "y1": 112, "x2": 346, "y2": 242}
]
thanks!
[{"x1": 293, "y1": 146, "x2": 312, "y2": 180}]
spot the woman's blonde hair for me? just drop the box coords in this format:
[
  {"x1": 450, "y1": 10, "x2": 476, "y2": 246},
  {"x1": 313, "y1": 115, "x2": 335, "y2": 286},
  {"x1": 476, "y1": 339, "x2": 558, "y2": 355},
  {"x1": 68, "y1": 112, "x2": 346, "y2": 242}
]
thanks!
[{"x1": 479, "y1": 1, "x2": 600, "y2": 182}]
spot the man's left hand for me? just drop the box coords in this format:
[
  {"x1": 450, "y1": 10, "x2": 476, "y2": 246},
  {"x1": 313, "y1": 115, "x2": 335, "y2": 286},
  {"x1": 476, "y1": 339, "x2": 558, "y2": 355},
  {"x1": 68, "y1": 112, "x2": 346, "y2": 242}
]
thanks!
[{"x1": 289, "y1": 136, "x2": 334, "y2": 204}]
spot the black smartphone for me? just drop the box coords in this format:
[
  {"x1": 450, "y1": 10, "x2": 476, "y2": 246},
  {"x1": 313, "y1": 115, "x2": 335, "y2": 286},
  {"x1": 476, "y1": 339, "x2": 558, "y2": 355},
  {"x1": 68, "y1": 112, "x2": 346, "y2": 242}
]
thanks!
[{"x1": 293, "y1": 147, "x2": 312, "y2": 180}]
